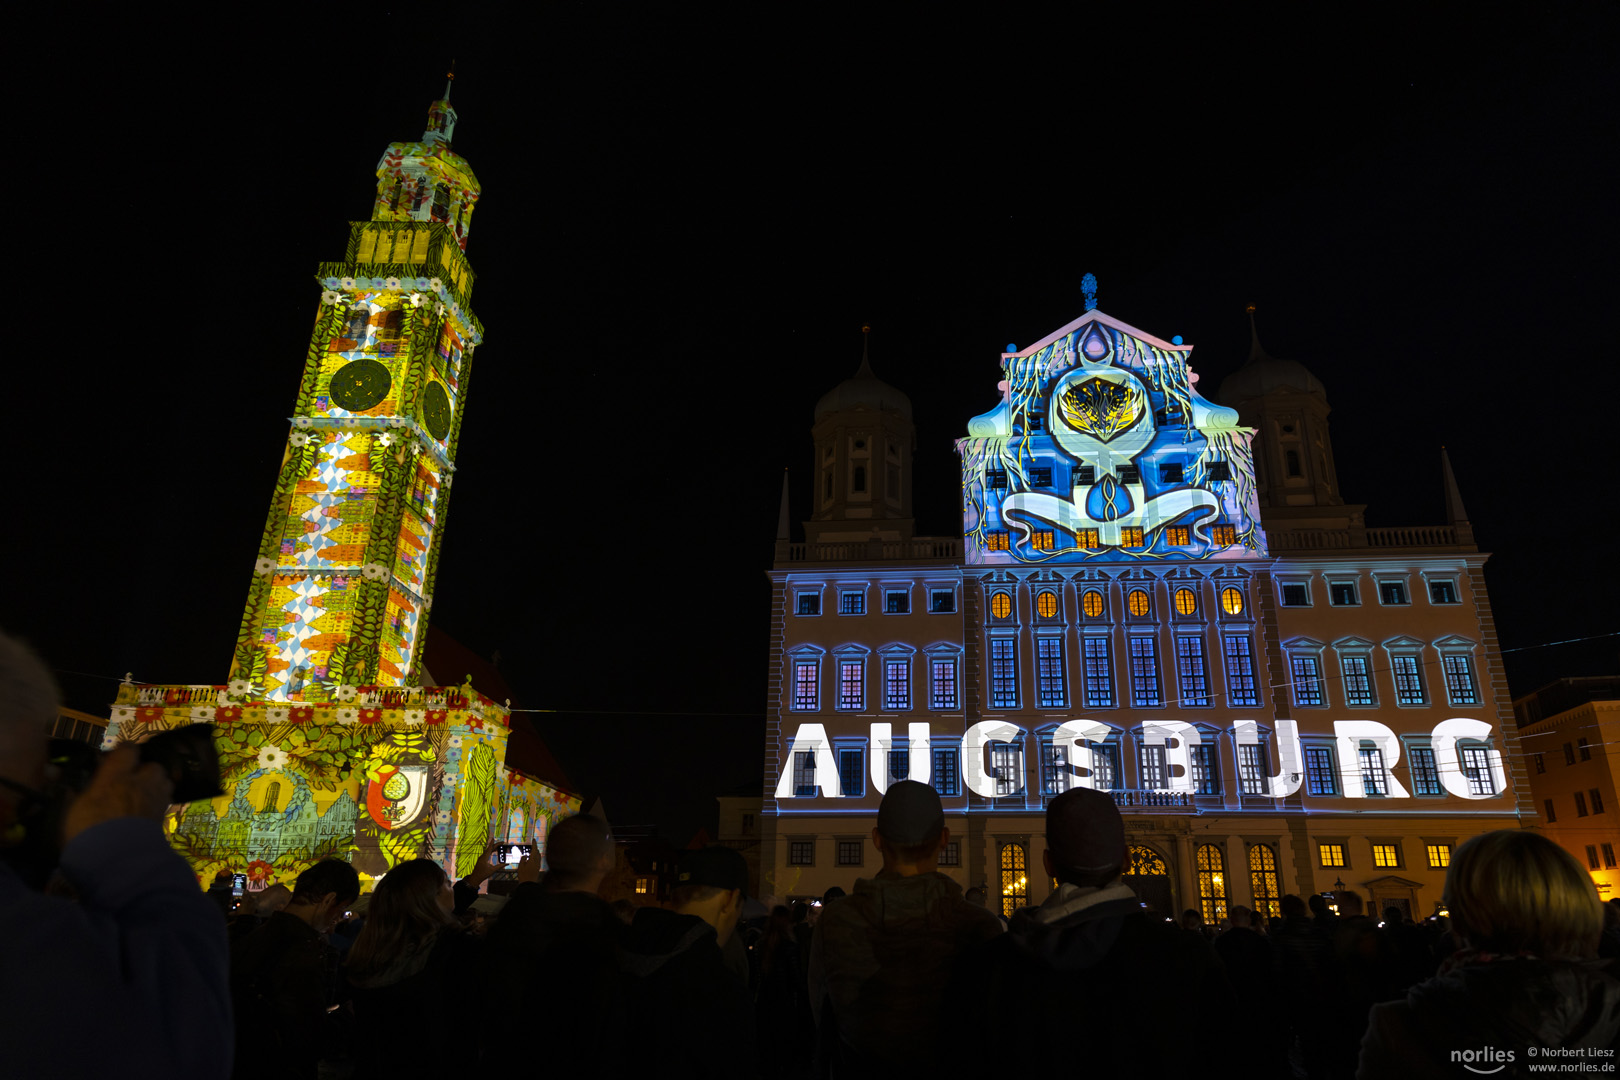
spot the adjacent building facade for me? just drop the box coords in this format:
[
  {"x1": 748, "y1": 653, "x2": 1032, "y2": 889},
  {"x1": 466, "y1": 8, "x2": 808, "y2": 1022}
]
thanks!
[
  {"x1": 1515, "y1": 678, "x2": 1620, "y2": 900},
  {"x1": 762, "y1": 298, "x2": 1535, "y2": 920}
]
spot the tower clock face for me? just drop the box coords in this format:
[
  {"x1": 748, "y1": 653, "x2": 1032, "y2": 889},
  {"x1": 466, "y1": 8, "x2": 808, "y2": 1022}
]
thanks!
[
  {"x1": 422, "y1": 382, "x2": 452, "y2": 441},
  {"x1": 330, "y1": 359, "x2": 392, "y2": 412}
]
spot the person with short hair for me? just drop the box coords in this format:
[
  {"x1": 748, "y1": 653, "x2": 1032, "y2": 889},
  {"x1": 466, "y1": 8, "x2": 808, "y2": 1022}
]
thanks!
[
  {"x1": 972, "y1": 787, "x2": 1231, "y2": 1078},
  {"x1": 230, "y1": 858, "x2": 361, "y2": 1080},
  {"x1": 484, "y1": 814, "x2": 623, "y2": 1062},
  {"x1": 1358, "y1": 830, "x2": 1620, "y2": 1078},
  {"x1": 810, "y1": 781, "x2": 1002, "y2": 1072},
  {"x1": 0, "y1": 630, "x2": 233, "y2": 1080},
  {"x1": 620, "y1": 845, "x2": 756, "y2": 1056}
]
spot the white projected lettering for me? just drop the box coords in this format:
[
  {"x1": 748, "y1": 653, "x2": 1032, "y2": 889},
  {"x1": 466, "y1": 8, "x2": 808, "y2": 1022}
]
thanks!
[
  {"x1": 1431, "y1": 717, "x2": 1508, "y2": 800},
  {"x1": 1141, "y1": 721, "x2": 1201, "y2": 795},
  {"x1": 1051, "y1": 719, "x2": 1113, "y2": 791},
  {"x1": 963, "y1": 720, "x2": 1023, "y2": 798},
  {"x1": 1234, "y1": 719, "x2": 1303, "y2": 798},
  {"x1": 1333, "y1": 720, "x2": 1412, "y2": 799}
]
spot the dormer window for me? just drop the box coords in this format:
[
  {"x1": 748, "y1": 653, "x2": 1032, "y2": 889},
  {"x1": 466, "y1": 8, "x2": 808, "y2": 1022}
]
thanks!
[{"x1": 432, "y1": 183, "x2": 451, "y2": 221}]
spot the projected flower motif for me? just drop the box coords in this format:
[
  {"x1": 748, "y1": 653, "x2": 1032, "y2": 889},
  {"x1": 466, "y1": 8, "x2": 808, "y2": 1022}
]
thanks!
[
  {"x1": 321, "y1": 290, "x2": 342, "y2": 305},
  {"x1": 353, "y1": 278, "x2": 371, "y2": 290},
  {"x1": 246, "y1": 860, "x2": 274, "y2": 884},
  {"x1": 449, "y1": 302, "x2": 460, "y2": 318},
  {"x1": 376, "y1": 433, "x2": 393, "y2": 448},
  {"x1": 336, "y1": 707, "x2": 359, "y2": 724},
  {"x1": 428, "y1": 277, "x2": 443, "y2": 292},
  {"x1": 340, "y1": 277, "x2": 357, "y2": 290},
  {"x1": 447, "y1": 735, "x2": 463, "y2": 749},
  {"x1": 423, "y1": 594, "x2": 433, "y2": 611},
  {"x1": 294, "y1": 417, "x2": 314, "y2": 429},
  {"x1": 383, "y1": 277, "x2": 401, "y2": 290},
  {"x1": 190, "y1": 706, "x2": 216, "y2": 722},
  {"x1": 403, "y1": 708, "x2": 425, "y2": 726},
  {"x1": 229, "y1": 678, "x2": 254, "y2": 696},
  {"x1": 359, "y1": 708, "x2": 381, "y2": 724},
  {"x1": 216, "y1": 706, "x2": 242, "y2": 722},
  {"x1": 322, "y1": 277, "x2": 342, "y2": 290},
  {"x1": 266, "y1": 707, "x2": 290, "y2": 725},
  {"x1": 111, "y1": 707, "x2": 134, "y2": 724},
  {"x1": 408, "y1": 293, "x2": 424, "y2": 308},
  {"x1": 361, "y1": 563, "x2": 387, "y2": 581},
  {"x1": 290, "y1": 433, "x2": 310, "y2": 448},
  {"x1": 445, "y1": 749, "x2": 461, "y2": 764},
  {"x1": 425, "y1": 709, "x2": 447, "y2": 725},
  {"x1": 288, "y1": 707, "x2": 314, "y2": 724},
  {"x1": 388, "y1": 417, "x2": 411, "y2": 429},
  {"x1": 434, "y1": 809, "x2": 452, "y2": 826},
  {"x1": 335, "y1": 685, "x2": 358, "y2": 703},
  {"x1": 256, "y1": 745, "x2": 290, "y2": 771}
]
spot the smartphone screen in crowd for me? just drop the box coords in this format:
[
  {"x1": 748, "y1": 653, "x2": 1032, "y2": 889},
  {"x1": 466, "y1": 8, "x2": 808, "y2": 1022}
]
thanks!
[{"x1": 490, "y1": 843, "x2": 533, "y2": 867}]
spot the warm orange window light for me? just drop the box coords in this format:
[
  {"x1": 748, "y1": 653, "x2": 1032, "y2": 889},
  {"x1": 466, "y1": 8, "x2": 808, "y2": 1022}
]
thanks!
[
  {"x1": 1166, "y1": 526, "x2": 1190, "y2": 546},
  {"x1": 1082, "y1": 590, "x2": 1104, "y2": 618},
  {"x1": 1037, "y1": 591, "x2": 1058, "y2": 618},
  {"x1": 1221, "y1": 587, "x2": 1244, "y2": 615},
  {"x1": 1033, "y1": 531, "x2": 1055, "y2": 551},
  {"x1": 1212, "y1": 524, "x2": 1237, "y2": 546},
  {"x1": 1077, "y1": 529, "x2": 1100, "y2": 549},
  {"x1": 1175, "y1": 588, "x2": 1197, "y2": 615},
  {"x1": 991, "y1": 592, "x2": 1012, "y2": 619},
  {"x1": 1128, "y1": 590, "x2": 1150, "y2": 616},
  {"x1": 987, "y1": 532, "x2": 1010, "y2": 551},
  {"x1": 1121, "y1": 527, "x2": 1145, "y2": 547}
]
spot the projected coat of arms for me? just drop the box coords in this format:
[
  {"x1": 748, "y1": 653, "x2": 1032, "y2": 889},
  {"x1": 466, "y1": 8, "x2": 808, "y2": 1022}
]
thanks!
[{"x1": 958, "y1": 309, "x2": 1265, "y2": 564}]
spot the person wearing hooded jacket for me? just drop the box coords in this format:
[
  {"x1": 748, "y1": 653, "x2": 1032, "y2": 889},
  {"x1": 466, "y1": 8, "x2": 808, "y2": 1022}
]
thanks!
[
  {"x1": 809, "y1": 781, "x2": 1003, "y2": 1075},
  {"x1": 969, "y1": 786, "x2": 1236, "y2": 1079},
  {"x1": 1357, "y1": 830, "x2": 1620, "y2": 1080}
]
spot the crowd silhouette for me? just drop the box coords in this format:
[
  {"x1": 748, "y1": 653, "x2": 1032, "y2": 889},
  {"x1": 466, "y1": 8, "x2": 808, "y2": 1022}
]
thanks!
[{"x1": 4, "y1": 629, "x2": 1620, "y2": 1079}]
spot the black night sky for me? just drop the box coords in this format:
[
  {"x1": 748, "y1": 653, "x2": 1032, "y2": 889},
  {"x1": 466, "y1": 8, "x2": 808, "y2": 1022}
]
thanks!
[{"x1": 13, "y1": 9, "x2": 1619, "y2": 841}]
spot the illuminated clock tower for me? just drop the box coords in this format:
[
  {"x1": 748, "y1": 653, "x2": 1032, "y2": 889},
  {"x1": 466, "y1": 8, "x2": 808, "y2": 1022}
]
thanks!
[{"x1": 229, "y1": 86, "x2": 485, "y2": 701}]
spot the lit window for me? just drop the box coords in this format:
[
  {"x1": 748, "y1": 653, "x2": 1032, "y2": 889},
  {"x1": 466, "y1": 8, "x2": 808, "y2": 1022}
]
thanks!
[
  {"x1": 1410, "y1": 748, "x2": 1442, "y2": 795},
  {"x1": 1220, "y1": 588, "x2": 1244, "y2": 616},
  {"x1": 840, "y1": 591, "x2": 866, "y2": 615},
  {"x1": 1427, "y1": 844, "x2": 1451, "y2": 869},
  {"x1": 837, "y1": 840, "x2": 863, "y2": 866},
  {"x1": 1342, "y1": 655, "x2": 1375, "y2": 706},
  {"x1": 1077, "y1": 529, "x2": 1100, "y2": 549},
  {"x1": 990, "y1": 639, "x2": 1019, "y2": 709},
  {"x1": 1304, "y1": 747, "x2": 1337, "y2": 796},
  {"x1": 838, "y1": 660, "x2": 864, "y2": 710},
  {"x1": 1379, "y1": 581, "x2": 1409, "y2": 605},
  {"x1": 1372, "y1": 843, "x2": 1400, "y2": 868},
  {"x1": 932, "y1": 747, "x2": 960, "y2": 796},
  {"x1": 885, "y1": 590, "x2": 910, "y2": 614},
  {"x1": 1121, "y1": 527, "x2": 1145, "y2": 547},
  {"x1": 1037, "y1": 637, "x2": 1067, "y2": 708},
  {"x1": 796, "y1": 593, "x2": 821, "y2": 616},
  {"x1": 929, "y1": 589, "x2": 956, "y2": 614},
  {"x1": 1174, "y1": 588, "x2": 1197, "y2": 615},
  {"x1": 1249, "y1": 845, "x2": 1281, "y2": 919},
  {"x1": 1444, "y1": 655, "x2": 1478, "y2": 704},
  {"x1": 1128, "y1": 589, "x2": 1150, "y2": 616},
  {"x1": 1036, "y1": 590, "x2": 1058, "y2": 619},
  {"x1": 1041, "y1": 743, "x2": 1069, "y2": 795},
  {"x1": 1139, "y1": 744, "x2": 1167, "y2": 789},
  {"x1": 789, "y1": 840, "x2": 814, "y2": 866},
  {"x1": 1330, "y1": 582, "x2": 1358, "y2": 606},
  {"x1": 990, "y1": 592, "x2": 1012, "y2": 620},
  {"x1": 1083, "y1": 637, "x2": 1114, "y2": 708},
  {"x1": 1462, "y1": 747, "x2": 1495, "y2": 797},
  {"x1": 986, "y1": 532, "x2": 1010, "y2": 551},
  {"x1": 990, "y1": 741, "x2": 1022, "y2": 796},
  {"x1": 939, "y1": 840, "x2": 960, "y2": 866},
  {"x1": 634, "y1": 877, "x2": 651, "y2": 895},
  {"x1": 792, "y1": 661, "x2": 819, "y2": 711},
  {"x1": 1238, "y1": 743, "x2": 1266, "y2": 796},
  {"x1": 884, "y1": 659, "x2": 910, "y2": 711},
  {"x1": 1000, "y1": 844, "x2": 1028, "y2": 918},
  {"x1": 1167, "y1": 526, "x2": 1191, "y2": 546},
  {"x1": 1360, "y1": 747, "x2": 1389, "y2": 797},
  {"x1": 1191, "y1": 744, "x2": 1219, "y2": 795},
  {"x1": 1129, "y1": 636, "x2": 1161, "y2": 707},
  {"x1": 1032, "y1": 531, "x2": 1055, "y2": 551},
  {"x1": 1224, "y1": 635, "x2": 1259, "y2": 706},
  {"x1": 1281, "y1": 584, "x2": 1310, "y2": 606},
  {"x1": 930, "y1": 659, "x2": 958, "y2": 710},
  {"x1": 1319, "y1": 843, "x2": 1346, "y2": 868},
  {"x1": 1429, "y1": 580, "x2": 1459, "y2": 604},
  {"x1": 1090, "y1": 744, "x2": 1119, "y2": 790},
  {"x1": 1212, "y1": 524, "x2": 1237, "y2": 546},
  {"x1": 1196, "y1": 844, "x2": 1228, "y2": 923},
  {"x1": 793, "y1": 752, "x2": 817, "y2": 798},
  {"x1": 1082, "y1": 590, "x2": 1104, "y2": 617},
  {"x1": 1392, "y1": 655, "x2": 1426, "y2": 706},
  {"x1": 1177, "y1": 636, "x2": 1210, "y2": 707},
  {"x1": 1291, "y1": 655, "x2": 1326, "y2": 707}
]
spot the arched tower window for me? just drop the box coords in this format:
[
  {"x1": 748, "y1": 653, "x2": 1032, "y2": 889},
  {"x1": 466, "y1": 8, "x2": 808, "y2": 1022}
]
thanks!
[
  {"x1": 260, "y1": 781, "x2": 282, "y2": 813},
  {"x1": 1196, "y1": 843, "x2": 1228, "y2": 923},
  {"x1": 432, "y1": 183, "x2": 451, "y2": 221},
  {"x1": 1249, "y1": 844, "x2": 1281, "y2": 919},
  {"x1": 1000, "y1": 843, "x2": 1028, "y2": 918},
  {"x1": 388, "y1": 179, "x2": 403, "y2": 213}
]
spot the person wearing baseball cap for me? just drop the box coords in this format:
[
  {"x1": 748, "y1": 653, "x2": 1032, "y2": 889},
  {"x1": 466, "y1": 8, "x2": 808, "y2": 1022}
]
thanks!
[
  {"x1": 809, "y1": 781, "x2": 1002, "y2": 1072},
  {"x1": 968, "y1": 786, "x2": 1233, "y2": 1077},
  {"x1": 618, "y1": 845, "x2": 756, "y2": 1059}
]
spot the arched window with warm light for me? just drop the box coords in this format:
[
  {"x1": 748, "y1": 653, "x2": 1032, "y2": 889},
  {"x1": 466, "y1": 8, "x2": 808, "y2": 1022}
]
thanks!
[
  {"x1": 1175, "y1": 587, "x2": 1198, "y2": 616},
  {"x1": 1220, "y1": 587, "x2": 1244, "y2": 616},
  {"x1": 1196, "y1": 843, "x2": 1228, "y2": 923},
  {"x1": 1000, "y1": 843, "x2": 1028, "y2": 917},
  {"x1": 1127, "y1": 845, "x2": 1168, "y2": 877},
  {"x1": 1082, "y1": 590, "x2": 1105, "y2": 618},
  {"x1": 1249, "y1": 844, "x2": 1282, "y2": 919},
  {"x1": 1036, "y1": 590, "x2": 1058, "y2": 619},
  {"x1": 990, "y1": 592, "x2": 1012, "y2": 620},
  {"x1": 1128, "y1": 589, "x2": 1151, "y2": 617}
]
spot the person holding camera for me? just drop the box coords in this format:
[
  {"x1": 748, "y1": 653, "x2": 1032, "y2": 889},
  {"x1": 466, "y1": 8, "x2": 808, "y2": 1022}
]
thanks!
[{"x1": 0, "y1": 630, "x2": 233, "y2": 1080}]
